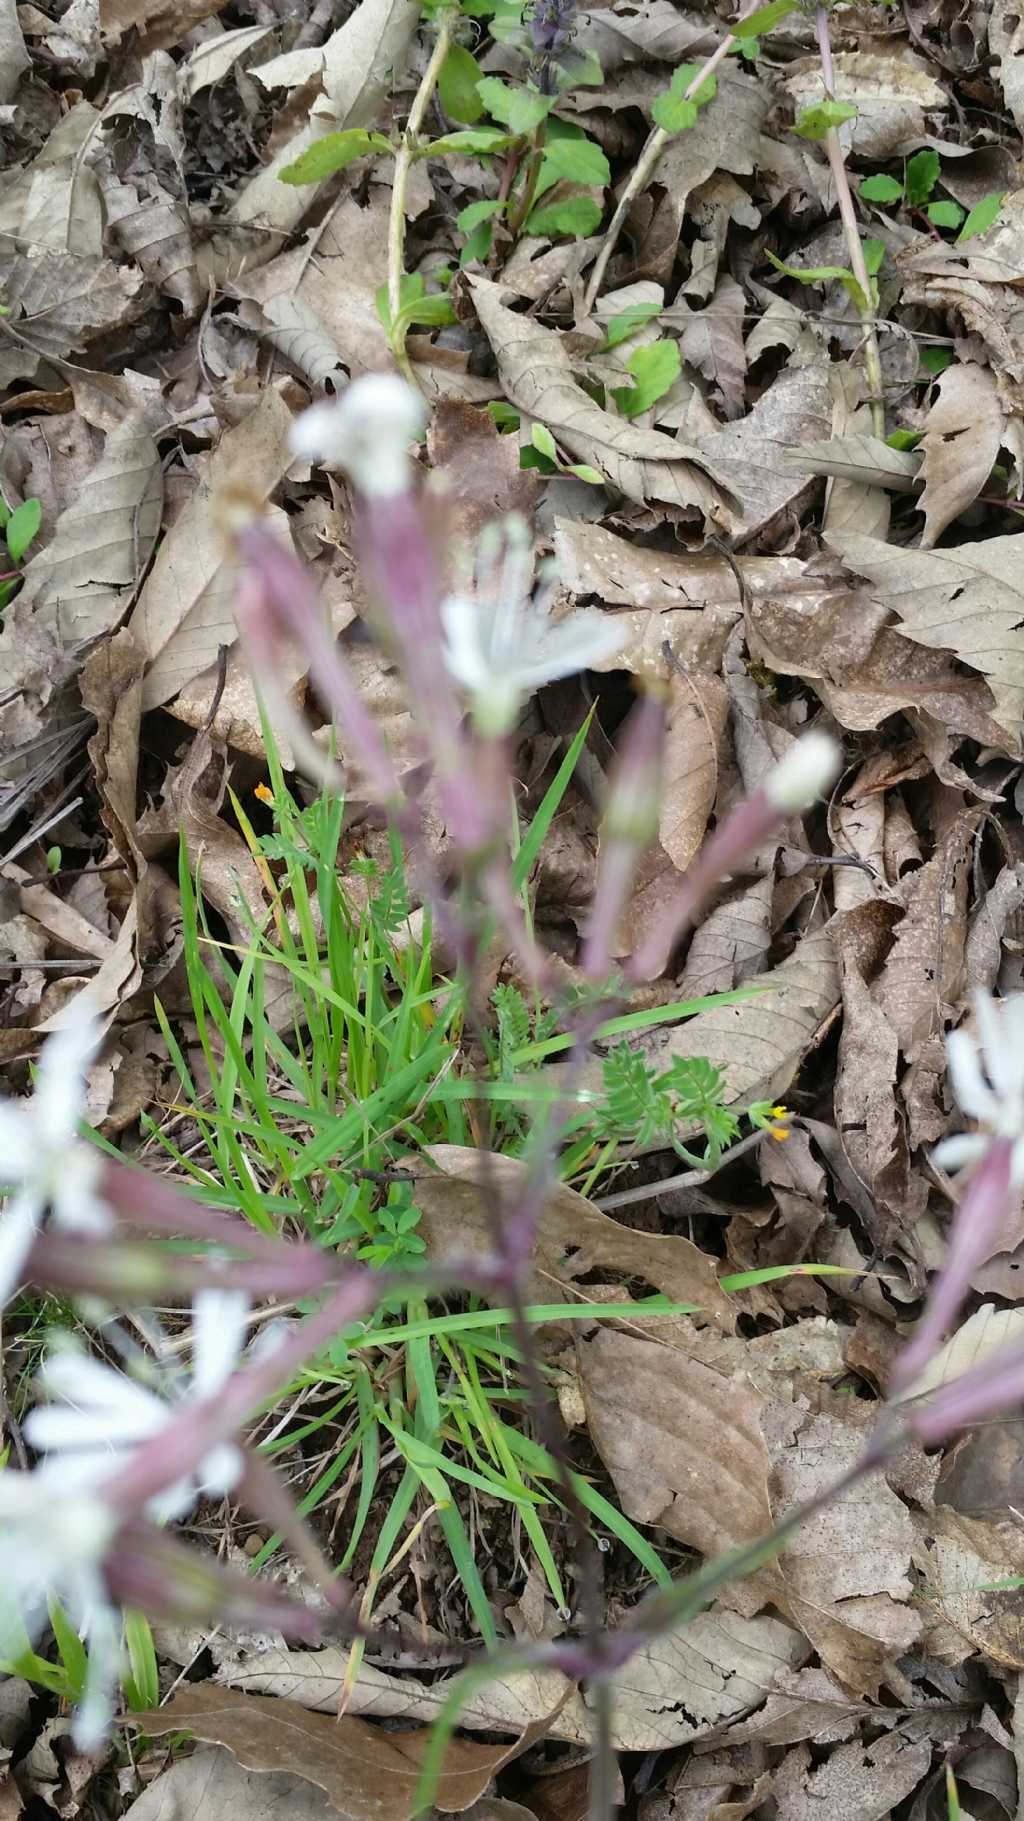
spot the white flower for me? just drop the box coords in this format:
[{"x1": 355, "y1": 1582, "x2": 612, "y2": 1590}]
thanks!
[
  {"x1": 0, "y1": 1463, "x2": 122, "y2": 1749},
  {"x1": 441, "y1": 514, "x2": 626, "y2": 734},
  {"x1": 0, "y1": 996, "x2": 111, "y2": 1309},
  {"x1": 289, "y1": 375, "x2": 426, "y2": 497},
  {"x1": 934, "y1": 991, "x2": 1024, "y2": 1182},
  {"x1": 24, "y1": 1289, "x2": 251, "y2": 1524},
  {"x1": 765, "y1": 730, "x2": 842, "y2": 812}
]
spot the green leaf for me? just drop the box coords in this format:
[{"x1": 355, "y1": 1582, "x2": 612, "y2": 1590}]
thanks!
[
  {"x1": 524, "y1": 194, "x2": 602, "y2": 238},
  {"x1": 519, "y1": 445, "x2": 556, "y2": 472},
  {"x1": 927, "y1": 198, "x2": 965, "y2": 229},
  {"x1": 731, "y1": 0, "x2": 798, "y2": 35},
  {"x1": 612, "y1": 338, "x2": 681, "y2": 416},
  {"x1": 669, "y1": 61, "x2": 717, "y2": 106},
  {"x1": 905, "y1": 147, "x2": 940, "y2": 206},
  {"x1": 279, "y1": 129, "x2": 386, "y2": 185},
  {"x1": 859, "y1": 173, "x2": 904, "y2": 203},
  {"x1": 886, "y1": 428, "x2": 923, "y2": 450},
  {"x1": 920, "y1": 346, "x2": 954, "y2": 375},
  {"x1": 438, "y1": 42, "x2": 485, "y2": 123},
  {"x1": 862, "y1": 238, "x2": 885, "y2": 275},
  {"x1": 0, "y1": 497, "x2": 9, "y2": 529},
  {"x1": 476, "y1": 74, "x2": 549, "y2": 135},
  {"x1": 48, "y1": 1596, "x2": 88, "y2": 1700},
  {"x1": 5, "y1": 497, "x2": 41, "y2": 565},
  {"x1": 397, "y1": 293, "x2": 457, "y2": 330},
  {"x1": 475, "y1": 74, "x2": 515, "y2": 124},
  {"x1": 122, "y1": 1611, "x2": 160, "y2": 1712},
  {"x1": 651, "y1": 90, "x2": 698, "y2": 133},
  {"x1": 793, "y1": 98, "x2": 857, "y2": 141},
  {"x1": 487, "y1": 400, "x2": 520, "y2": 431},
  {"x1": 531, "y1": 422, "x2": 559, "y2": 463},
  {"x1": 427, "y1": 125, "x2": 514, "y2": 154},
  {"x1": 957, "y1": 190, "x2": 1005, "y2": 242},
  {"x1": 539, "y1": 134, "x2": 610, "y2": 188},
  {"x1": 602, "y1": 301, "x2": 662, "y2": 348},
  {"x1": 567, "y1": 463, "x2": 605, "y2": 484},
  {"x1": 459, "y1": 219, "x2": 494, "y2": 266},
  {"x1": 375, "y1": 273, "x2": 455, "y2": 334},
  {"x1": 764, "y1": 248, "x2": 868, "y2": 313},
  {"x1": 555, "y1": 46, "x2": 605, "y2": 87},
  {"x1": 458, "y1": 197, "x2": 505, "y2": 233}
]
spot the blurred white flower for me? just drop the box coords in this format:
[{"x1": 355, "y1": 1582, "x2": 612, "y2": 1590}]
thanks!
[
  {"x1": 441, "y1": 514, "x2": 626, "y2": 734},
  {"x1": 0, "y1": 995, "x2": 111, "y2": 1308},
  {"x1": 24, "y1": 1289, "x2": 251, "y2": 1523},
  {"x1": 935, "y1": 991, "x2": 1024, "y2": 1182},
  {"x1": 0, "y1": 1463, "x2": 121, "y2": 1749},
  {"x1": 764, "y1": 730, "x2": 842, "y2": 812},
  {"x1": 289, "y1": 375, "x2": 426, "y2": 497}
]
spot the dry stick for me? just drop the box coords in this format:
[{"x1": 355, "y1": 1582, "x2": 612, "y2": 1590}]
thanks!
[
  {"x1": 582, "y1": 28, "x2": 739, "y2": 315},
  {"x1": 387, "y1": 8, "x2": 456, "y2": 385},
  {"x1": 813, "y1": 3, "x2": 885, "y2": 436}
]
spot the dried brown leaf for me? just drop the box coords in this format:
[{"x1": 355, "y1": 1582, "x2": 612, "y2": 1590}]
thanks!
[
  {"x1": 918, "y1": 363, "x2": 1005, "y2": 546},
  {"x1": 696, "y1": 361, "x2": 832, "y2": 540},
  {"x1": 676, "y1": 875, "x2": 773, "y2": 1000},
  {"x1": 0, "y1": 0, "x2": 29, "y2": 101},
  {"x1": 991, "y1": 0, "x2": 1024, "y2": 135},
  {"x1": 872, "y1": 808, "x2": 980, "y2": 1062},
  {"x1": 469, "y1": 277, "x2": 732, "y2": 518},
  {"x1": 673, "y1": 276, "x2": 747, "y2": 420},
  {"x1": 0, "y1": 101, "x2": 103, "y2": 256},
  {"x1": 101, "y1": 0, "x2": 228, "y2": 51},
  {"x1": 427, "y1": 401, "x2": 539, "y2": 551},
  {"x1": 138, "y1": 1685, "x2": 553, "y2": 1819},
  {"x1": 121, "y1": 1745, "x2": 336, "y2": 1821},
  {"x1": 128, "y1": 383, "x2": 297, "y2": 708},
  {"x1": 767, "y1": 1733, "x2": 931, "y2": 1821},
  {"x1": 415, "y1": 1146, "x2": 734, "y2": 1327}
]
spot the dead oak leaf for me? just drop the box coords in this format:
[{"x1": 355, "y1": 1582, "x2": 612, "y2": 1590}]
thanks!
[
  {"x1": 918, "y1": 362, "x2": 1005, "y2": 547},
  {"x1": 468, "y1": 276, "x2": 733, "y2": 519},
  {"x1": 138, "y1": 1685, "x2": 553, "y2": 1820},
  {"x1": 829, "y1": 528, "x2": 1024, "y2": 749}
]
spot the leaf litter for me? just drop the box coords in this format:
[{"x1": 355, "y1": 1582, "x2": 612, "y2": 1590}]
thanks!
[{"x1": 7, "y1": 0, "x2": 1024, "y2": 1817}]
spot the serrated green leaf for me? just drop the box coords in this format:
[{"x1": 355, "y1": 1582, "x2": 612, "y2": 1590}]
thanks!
[
  {"x1": 859, "y1": 173, "x2": 904, "y2": 203},
  {"x1": 927, "y1": 198, "x2": 965, "y2": 229},
  {"x1": 957, "y1": 190, "x2": 1005, "y2": 242},
  {"x1": 475, "y1": 74, "x2": 515, "y2": 124},
  {"x1": 612, "y1": 338, "x2": 680, "y2": 417},
  {"x1": 438, "y1": 41, "x2": 485, "y2": 123},
  {"x1": 539, "y1": 134, "x2": 610, "y2": 188},
  {"x1": 651, "y1": 90, "x2": 698, "y2": 133},
  {"x1": 731, "y1": 0, "x2": 798, "y2": 35},
  {"x1": 601, "y1": 301, "x2": 661, "y2": 349},
  {"x1": 5, "y1": 497, "x2": 41, "y2": 565},
  {"x1": 531, "y1": 422, "x2": 558, "y2": 462},
  {"x1": 524, "y1": 194, "x2": 602, "y2": 238},
  {"x1": 458, "y1": 197, "x2": 505, "y2": 233},
  {"x1": 427, "y1": 125, "x2": 514, "y2": 155},
  {"x1": 279, "y1": 129, "x2": 385, "y2": 185},
  {"x1": 793, "y1": 98, "x2": 857, "y2": 141},
  {"x1": 509, "y1": 85, "x2": 552, "y2": 135},
  {"x1": 905, "y1": 147, "x2": 939, "y2": 206}
]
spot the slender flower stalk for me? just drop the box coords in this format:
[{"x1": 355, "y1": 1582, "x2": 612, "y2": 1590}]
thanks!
[{"x1": 630, "y1": 729, "x2": 841, "y2": 980}]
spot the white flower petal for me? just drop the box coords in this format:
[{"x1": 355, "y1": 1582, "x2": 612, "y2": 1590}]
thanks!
[
  {"x1": 0, "y1": 1101, "x2": 39, "y2": 1183},
  {"x1": 945, "y1": 1027, "x2": 1000, "y2": 1127},
  {"x1": 290, "y1": 377, "x2": 425, "y2": 497},
  {"x1": 0, "y1": 1191, "x2": 41, "y2": 1308},
  {"x1": 191, "y1": 1289, "x2": 249, "y2": 1399},
  {"x1": 932, "y1": 1133, "x2": 989, "y2": 1174},
  {"x1": 33, "y1": 995, "x2": 102, "y2": 1149},
  {"x1": 41, "y1": 1351, "x2": 166, "y2": 1422}
]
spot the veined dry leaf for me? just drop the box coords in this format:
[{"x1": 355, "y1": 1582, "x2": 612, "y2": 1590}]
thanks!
[
  {"x1": 427, "y1": 400, "x2": 539, "y2": 551},
  {"x1": 0, "y1": 100, "x2": 103, "y2": 255},
  {"x1": 697, "y1": 360, "x2": 833, "y2": 540},
  {"x1": 676, "y1": 875, "x2": 773, "y2": 1000},
  {"x1": 820, "y1": 370, "x2": 892, "y2": 542},
  {"x1": 673, "y1": 276, "x2": 747, "y2": 420},
  {"x1": 656, "y1": 673, "x2": 727, "y2": 873},
  {"x1": 991, "y1": 0, "x2": 1024, "y2": 136},
  {"x1": 138, "y1": 1685, "x2": 554, "y2": 1820},
  {"x1": 898, "y1": 204, "x2": 1024, "y2": 411},
  {"x1": 203, "y1": 0, "x2": 417, "y2": 279},
  {"x1": 965, "y1": 861, "x2": 1024, "y2": 994},
  {"x1": 0, "y1": 0, "x2": 30, "y2": 101},
  {"x1": 121, "y1": 1745, "x2": 338, "y2": 1821},
  {"x1": 98, "y1": 170, "x2": 200, "y2": 315},
  {"x1": 791, "y1": 433, "x2": 920, "y2": 493},
  {"x1": 783, "y1": 52, "x2": 945, "y2": 158},
  {"x1": 100, "y1": 0, "x2": 229, "y2": 50},
  {"x1": 766, "y1": 1732, "x2": 931, "y2": 1821},
  {"x1": 870, "y1": 807, "x2": 980, "y2": 1063},
  {"x1": 128, "y1": 382, "x2": 297, "y2": 709},
  {"x1": 575, "y1": 0, "x2": 716, "y2": 69},
  {"x1": 0, "y1": 251, "x2": 147, "y2": 369},
  {"x1": 680, "y1": 173, "x2": 761, "y2": 304},
  {"x1": 237, "y1": 294, "x2": 347, "y2": 392},
  {"x1": 918, "y1": 363, "x2": 1005, "y2": 547},
  {"x1": 181, "y1": 22, "x2": 275, "y2": 99},
  {"x1": 902, "y1": 1304, "x2": 1024, "y2": 1404},
  {"x1": 14, "y1": 408, "x2": 162, "y2": 647},
  {"x1": 469, "y1": 277, "x2": 733, "y2": 519},
  {"x1": 833, "y1": 906, "x2": 922, "y2": 1237},
  {"x1": 641, "y1": 924, "x2": 840, "y2": 1106},
  {"x1": 415, "y1": 1145, "x2": 736, "y2": 1330}
]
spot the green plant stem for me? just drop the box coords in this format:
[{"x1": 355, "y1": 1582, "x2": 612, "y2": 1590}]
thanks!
[
  {"x1": 507, "y1": 119, "x2": 547, "y2": 239},
  {"x1": 582, "y1": 27, "x2": 738, "y2": 314},
  {"x1": 813, "y1": 4, "x2": 885, "y2": 436},
  {"x1": 387, "y1": 9, "x2": 455, "y2": 386}
]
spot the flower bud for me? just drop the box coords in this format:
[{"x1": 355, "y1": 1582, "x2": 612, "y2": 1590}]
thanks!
[
  {"x1": 764, "y1": 729, "x2": 841, "y2": 812},
  {"x1": 290, "y1": 376, "x2": 426, "y2": 498}
]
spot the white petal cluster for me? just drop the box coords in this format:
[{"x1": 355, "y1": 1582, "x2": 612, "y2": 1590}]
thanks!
[
  {"x1": 935, "y1": 991, "x2": 1024, "y2": 1182},
  {"x1": 0, "y1": 1464, "x2": 121, "y2": 1748},
  {"x1": 441, "y1": 514, "x2": 626, "y2": 734},
  {"x1": 25, "y1": 1289, "x2": 251, "y2": 1523},
  {"x1": 0, "y1": 996, "x2": 111, "y2": 1308},
  {"x1": 290, "y1": 374, "x2": 426, "y2": 497},
  {"x1": 764, "y1": 730, "x2": 841, "y2": 813}
]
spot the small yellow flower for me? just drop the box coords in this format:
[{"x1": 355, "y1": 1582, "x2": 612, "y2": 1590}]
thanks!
[
  {"x1": 769, "y1": 1104, "x2": 790, "y2": 1140},
  {"x1": 254, "y1": 782, "x2": 274, "y2": 805}
]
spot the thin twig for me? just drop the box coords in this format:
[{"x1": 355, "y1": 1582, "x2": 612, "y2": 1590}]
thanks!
[
  {"x1": 388, "y1": 9, "x2": 456, "y2": 385},
  {"x1": 813, "y1": 4, "x2": 885, "y2": 435},
  {"x1": 595, "y1": 1126, "x2": 773, "y2": 1210},
  {"x1": 582, "y1": 28, "x2": 739, "y2": 314}
]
